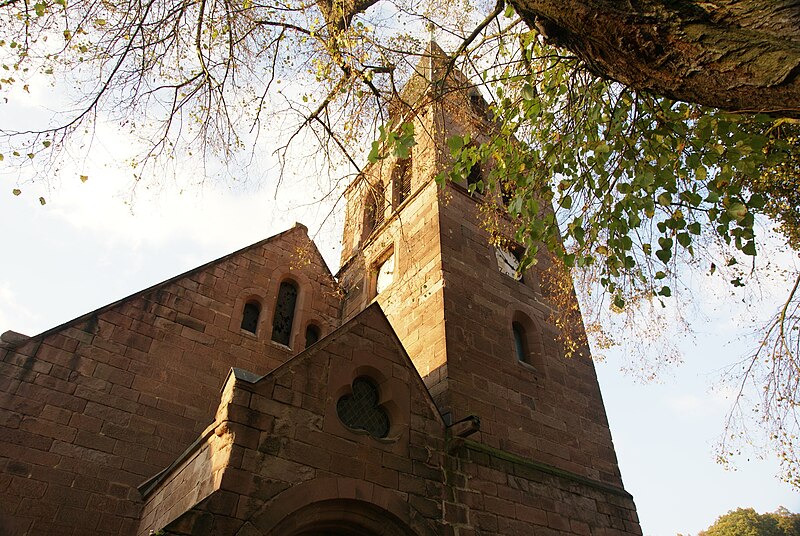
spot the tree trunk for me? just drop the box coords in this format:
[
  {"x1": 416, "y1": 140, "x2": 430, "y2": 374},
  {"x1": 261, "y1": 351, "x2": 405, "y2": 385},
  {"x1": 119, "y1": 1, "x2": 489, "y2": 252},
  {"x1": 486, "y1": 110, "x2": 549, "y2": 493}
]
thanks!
[{"x1": 509, "y1": 0, "x2": 800, "y2": 118}]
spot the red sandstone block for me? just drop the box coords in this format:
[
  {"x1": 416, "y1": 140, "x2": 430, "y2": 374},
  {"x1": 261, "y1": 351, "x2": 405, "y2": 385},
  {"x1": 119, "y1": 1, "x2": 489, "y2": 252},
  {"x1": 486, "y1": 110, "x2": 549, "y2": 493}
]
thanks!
[
  {"x1": 94, "y1": 362, "x2": 135, "y2": 388},
  {"x1": 39, "y1": 404, "x2": 72, "y2": 426},
  {"x1": 19, "y1": 417, "x2": 77, "y2": 444},
  {"x1": 33, "y1": 372, "x2": 78, "y2": 396},
  {"x1": 75, "y1": 386, "x2": 136, "y2": 414},
  {"x1": 3, "y1": 426, "x2": 55, "y2": 451},
  {"x1": 17, "y1": 497, "x2": 59, "y2": 521},
  {"x1": 0, "y1": 392, "x2": 44, "y2": 417},
  {"x1": 83, "y1": 401, "x2": 132, "y2": 427},
  {"x1": 45, "y1": 334, "x2": 80, "y2": 353},
  {"x1": 41, "y1": 483, "x2": 92, "y2": 509},
  {"x1": 327, "y1": 451, "x2": 364, "y2": 479},
  {"x1": 456, "y1": 489, "x2": 485, "y2": 510},
  {"x1": 272, "y1": 385, "x2": 294, "y2": 405},
  {"x1": 546, "y1": 511, "x2": 571, "y2": 531},
  {"x1": 381, "y1": 451, "x2": 413, "y2": 473},
  {"x1": 408, "y1": 494, "x2": 441, "y2": 518},
  {"x1": 10, "y1": 475, "x2": 48, "y2": 498},
  {"x1": 443, "y1": 501, "x2": 469, "y2": 525},
  {"x1": 479, "y1": 495, "x2": 514, "y2": 519},
  {"x1": 0, "y1": 442, "x2": 61, "y2": 470},
  {"x1": 283, "y1": 440, "x2": 331, "y2": 471},
  {"x1": 180, "y1": 325, "x2": 215, "y2": 346},
  {"x1": 97, "y1": 512, "x2": 124, "y2": 534},
  {"x1": 397, "y1": 473, "x2": 427, "y2": 495},
  {"x1": 72, "y1": 428, "x2": 117, "y2": 454},
  {"x1": 4, "y1": 354, "x2": 53, "y2": 376}
]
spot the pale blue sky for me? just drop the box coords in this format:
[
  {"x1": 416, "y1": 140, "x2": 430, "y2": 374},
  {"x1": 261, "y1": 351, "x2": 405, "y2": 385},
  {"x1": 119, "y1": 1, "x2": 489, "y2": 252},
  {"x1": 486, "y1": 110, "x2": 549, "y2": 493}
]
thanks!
[{"x1": 1, "y1": 159, "x2": 797, "y2": 534}]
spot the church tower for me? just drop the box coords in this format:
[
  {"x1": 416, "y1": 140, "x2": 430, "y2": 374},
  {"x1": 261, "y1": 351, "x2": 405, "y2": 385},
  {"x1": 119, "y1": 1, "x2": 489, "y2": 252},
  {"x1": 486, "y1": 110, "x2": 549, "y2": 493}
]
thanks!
[
  {"x1": 0, "y1": 41, "x2": 642, "y2": 536},
  {"x1": 338, "y1": 42, "x2": 630, "y2": 489}
]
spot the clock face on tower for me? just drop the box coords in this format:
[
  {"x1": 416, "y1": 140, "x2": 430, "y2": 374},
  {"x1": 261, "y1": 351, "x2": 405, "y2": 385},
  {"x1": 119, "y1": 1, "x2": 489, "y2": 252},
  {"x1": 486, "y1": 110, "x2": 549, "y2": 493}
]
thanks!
[{"x1": 494, "y1": 246, "x2": 522, "y2": 281}]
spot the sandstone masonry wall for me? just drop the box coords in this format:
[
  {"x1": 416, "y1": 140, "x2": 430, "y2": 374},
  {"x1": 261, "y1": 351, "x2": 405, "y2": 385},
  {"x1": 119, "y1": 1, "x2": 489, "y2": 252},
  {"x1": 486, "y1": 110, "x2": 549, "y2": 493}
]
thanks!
[{"x1": 0, "y1": 226, "x2": 340, "y2": 535}]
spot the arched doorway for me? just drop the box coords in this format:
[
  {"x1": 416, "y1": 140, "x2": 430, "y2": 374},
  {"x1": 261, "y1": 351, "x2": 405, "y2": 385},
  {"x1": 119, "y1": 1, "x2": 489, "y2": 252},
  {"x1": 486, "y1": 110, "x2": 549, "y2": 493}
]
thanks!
[{"x1": 269, "y1": 499, "x2": 415, "y2": 536}]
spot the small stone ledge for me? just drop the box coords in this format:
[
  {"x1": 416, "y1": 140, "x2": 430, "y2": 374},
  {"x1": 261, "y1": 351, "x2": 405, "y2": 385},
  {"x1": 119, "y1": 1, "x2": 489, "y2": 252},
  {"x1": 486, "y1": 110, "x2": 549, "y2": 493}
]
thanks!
[
  {"x1": 448, "y1": 437, "x2": 634, "y2": 499},
  {"x1": 231, "y1": 367, "x2": 263, "y2": 384},
  {"x1": 0, "y1": 330, "x2": 29, "y2": 348}
]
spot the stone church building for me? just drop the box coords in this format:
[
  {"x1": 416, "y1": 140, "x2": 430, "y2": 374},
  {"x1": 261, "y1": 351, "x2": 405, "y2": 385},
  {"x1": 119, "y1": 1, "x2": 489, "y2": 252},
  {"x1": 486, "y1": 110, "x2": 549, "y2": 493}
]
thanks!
[{"x1": 0, "y1": 44, "x2": 642, "y2": 535}]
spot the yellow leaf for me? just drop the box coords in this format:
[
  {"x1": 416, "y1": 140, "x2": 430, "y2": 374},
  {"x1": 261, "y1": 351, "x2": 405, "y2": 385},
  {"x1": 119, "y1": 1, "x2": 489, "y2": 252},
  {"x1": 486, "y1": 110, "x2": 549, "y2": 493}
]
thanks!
[
  {"x1": 79, "y1": 174, "x2": 88, "y2": 183},
  {"x1": 39, "y1": 196, "x2": 46, "y2": 205},
  {"x1": 12, "y1": 188, "x2": 21, "y2": 196}
]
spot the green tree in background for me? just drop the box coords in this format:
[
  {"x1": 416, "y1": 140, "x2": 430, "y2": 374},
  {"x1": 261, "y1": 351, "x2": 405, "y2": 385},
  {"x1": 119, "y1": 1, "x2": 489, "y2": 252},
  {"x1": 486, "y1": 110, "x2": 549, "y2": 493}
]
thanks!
[{"x1": 700, "y1": 507, "x2": 800, "y2": 536}]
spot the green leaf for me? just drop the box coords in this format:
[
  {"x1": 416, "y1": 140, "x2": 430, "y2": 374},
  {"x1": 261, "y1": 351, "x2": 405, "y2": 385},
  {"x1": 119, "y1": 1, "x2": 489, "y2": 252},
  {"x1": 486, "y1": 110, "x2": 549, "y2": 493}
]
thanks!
[
  {"x1": 612, "y1": 294, "x2": 625, "y2": 310},
  {"x1": 657, "y1": 192, "x2": 671, "y2": 207},
  {"x1": 12, "y1": 188, "x2": 21, "y2": 196},
  {"x1": 658, "y1": 286, "x2": 671, "y2": 297},
  {"x1": 695, "y1": 166, "x2": 706, "y2": 181},
  {"x1": 447, "y1": 135, "x2": 464, "y2": 154},
  {"x1": 521, "y1": 84, "x2": 535, "y2": 101},
  {"x1": 747, "y1": 193, "x2": 765, "y2": 210},
  {"x1": 42, "y1": 140, "x2": 51, "y2": 148},
  {"x1": 741, "y1": 241, "x2": 757, "y2": 256},
  {"x1": 656, "y1": 249, "x2": 671, "y2": 263},
  {"x1": 559, "y1": 195, "x2": 572, "y2": 209},
  {"x1": 726, "y1": 202, "x2": 747, "y2": 222},
  {"x1": 677, "y1": 233, "x2": 691, "y2": 248},
  {"x1": 367, "y1": 140, "x2": 381, "y2": 163},
  {"x1": 38, "y1": 196, "x2": 46, "y2": 205}
]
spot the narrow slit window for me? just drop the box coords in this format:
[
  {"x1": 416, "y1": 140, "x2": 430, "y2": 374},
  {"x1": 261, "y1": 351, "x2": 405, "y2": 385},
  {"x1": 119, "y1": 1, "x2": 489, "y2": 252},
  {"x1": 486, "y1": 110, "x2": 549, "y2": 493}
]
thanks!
[
  {"x1": 375, "y1": 253, "x2": 395, "y2": 295},
  {"x1": 466, "y1": 162, "x2": 482, "y2": 192},
  {"x1": 241, "y1": 301, "x2": 261, "y2": 334},
  {"x1": 512, "y1": 321, "x2": 527, "y2": 363},
  {"x1": 372, "y1": 182, "x2": 386, "y2": 228},
  {"x1": 271, "y1": 281, "x2": 298, "y2": 346},
  {"x1": 393, "y1": 157, "x2": 412, "y2": 208},
  {"x1": 305, "y1": 324, "x2": 321, "y2": 348},
  {"x1": 362, "y1": 182, "x2": 385, "y2": 239}
]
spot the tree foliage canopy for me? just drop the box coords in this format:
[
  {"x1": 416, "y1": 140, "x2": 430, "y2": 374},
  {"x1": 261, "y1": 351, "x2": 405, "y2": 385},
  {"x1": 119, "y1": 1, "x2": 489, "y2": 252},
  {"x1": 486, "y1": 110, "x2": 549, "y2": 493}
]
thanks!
[{"x1": 1, "y1": 0, "x2": 798, "y2": 487}]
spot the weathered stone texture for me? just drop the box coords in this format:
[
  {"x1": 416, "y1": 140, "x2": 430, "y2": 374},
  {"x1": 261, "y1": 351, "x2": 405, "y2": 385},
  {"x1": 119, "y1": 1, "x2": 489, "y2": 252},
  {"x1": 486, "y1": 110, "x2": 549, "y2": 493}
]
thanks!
[
  {"x1": 0, "y1": 48, "x2": 641, "y2": 536},
  {"x1": 0, "y1": 225, "x2": 339, "y2": 535}
]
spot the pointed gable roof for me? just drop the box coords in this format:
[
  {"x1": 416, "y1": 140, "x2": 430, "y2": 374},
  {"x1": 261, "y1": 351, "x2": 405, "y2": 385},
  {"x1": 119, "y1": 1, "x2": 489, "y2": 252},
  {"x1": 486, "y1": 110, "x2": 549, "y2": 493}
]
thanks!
[
  {"x1": 389, "y1": 39, "x2": 489, "y2": 125},
  {"x1": 1, "y1": 223, "x2": 335, "y2": 349}
]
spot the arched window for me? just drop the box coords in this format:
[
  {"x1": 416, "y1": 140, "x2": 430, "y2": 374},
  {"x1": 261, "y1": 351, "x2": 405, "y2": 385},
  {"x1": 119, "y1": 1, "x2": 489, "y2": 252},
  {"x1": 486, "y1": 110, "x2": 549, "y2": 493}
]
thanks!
[
  {"x1": 271, "y1": 280, "x2": 298, "y2": 346},
  {"x1": 466, "y1": 162, "x2": 482, "y2": 191},
  {"x1": 512, "y1": 321, "x2": 528, "y2": 363},
  {"x1": 240, "y1": 301, "x2": 261, "y2": 334},
  {"x1": 305, "y1": 324, "x2": 321, "y2": 348},
  {"x1": 512, "y1": 313, "x2": 543, "y2": 370},
  {"x1": 363, "y1": 182, "x2": 385, "y2": 239},
  {"x1": 392, "y1": 155, "x2": 412, "y2": 208}
]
